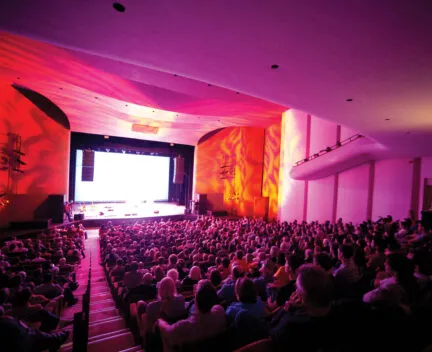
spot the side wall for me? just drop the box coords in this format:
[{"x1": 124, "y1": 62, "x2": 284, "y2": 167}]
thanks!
[
  {"x1": 279, "y1": 109, "x2": 428, "y2": 223},
  {"x1": 0, "y1": 82, "x2": 70, "y2": 227},
  {"x1": 194, "y1": 126, "x2": 265, "y2": 217}
]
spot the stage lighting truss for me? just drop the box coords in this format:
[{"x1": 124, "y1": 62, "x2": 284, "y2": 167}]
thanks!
[{"x1": 0, "y1": 133, "x2": 25, "y2": 176}]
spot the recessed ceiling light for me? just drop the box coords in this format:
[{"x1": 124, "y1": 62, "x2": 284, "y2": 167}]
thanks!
[
  {"x1": 236, "y1": 92, "x2": 240, "y2": 95},
  {"x1": 208, "y1": 84, "x2": 212, "y2": 87},
  {"x1": 385, "y1": 118, "x2": 390, "y2": 121},
  {"x1": 174, "y1": 74, "x2": 177, "y2": 77},
  {"x1": 346, "y1": 98, "x2": 353, "y2": 102},
  {"x1": 94, "y1": 97, "x2": 98, "y2": 100},
  {"x1": 59, "y1": 87, "x2": 63, "y2": 90},
  {"x1": 113, "y1": 2, "x2": 125, "y2": 12},
  {"x1": 271, "y1": 64, "x2": 279, "y2": 69},
  {"x1": 152, "y1": 110, "x2": 155, "y2": 113}
]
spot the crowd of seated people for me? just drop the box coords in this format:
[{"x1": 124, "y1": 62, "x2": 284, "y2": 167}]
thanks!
[
  {"x1": 100, "y1": 216, "x2": 432, "y2": 352},
  {"x1": 0, "y1": 224, "x2": 87, "y2": 351}
]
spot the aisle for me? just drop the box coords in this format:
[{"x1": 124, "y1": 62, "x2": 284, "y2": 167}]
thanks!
[{"x1": 85, "y1": 229, "x2": 142, "y2": 352}]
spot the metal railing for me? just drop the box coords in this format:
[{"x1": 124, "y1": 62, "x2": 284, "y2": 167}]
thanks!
[{"x1": 294, "y1": 134, "x2": 363, "y2": 167}]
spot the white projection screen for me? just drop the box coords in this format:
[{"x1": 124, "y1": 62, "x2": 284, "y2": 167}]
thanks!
[{"x1": 74, "y1": 150, "x2": 170, "y2": 202}]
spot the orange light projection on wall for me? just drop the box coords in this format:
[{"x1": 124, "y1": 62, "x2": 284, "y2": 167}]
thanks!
[
  {"x1": 195, "y1": 127, "x2": 265, "y2": 217},
  {"x1": 262, "y1": 122, "x2": 281, "y2": 220},
  {"x1": 0, "y1": 82, "x2": 70, "y2": 226}
]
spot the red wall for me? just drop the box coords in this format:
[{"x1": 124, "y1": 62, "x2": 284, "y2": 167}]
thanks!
[
  {"x1": 262, "y1": 122, "x2": 281, "y2": 220},
  {"x1": 0, "y1": 82, "x2": 70, "y2": 227},
  {"x1": 194, "y1": 127, "x2": 265, "y2": 217}
]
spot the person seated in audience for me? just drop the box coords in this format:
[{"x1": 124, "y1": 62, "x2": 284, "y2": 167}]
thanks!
[
  {"x1": 110, "y1": 259, "x2": 126, "y2": 281},
  {"x1": 334, "y1": 244, "x2": 362, "y2": 298},
  {"x1": 226, "y1": 277, "x2": 265, "y2": 321},
  {"x1": 363, "y1": 253, "x2": 420, "y2": 307},
  {"x1": 218, "y1": 257, "x2": 231, "y2": 280},
  {"x1": 123, "y1": 261, "x2": 143, "y2": 290},
  {"x1": 34, "y1": 273, "x2": 77, "y2": 307},
  {"x1": 125, "y1": 272, "x2": 157, "y2": 303},
  {"x1": 217, "y1": 265, "x2": 244, "y2": 302},
  {"x1": 209, "y1": 268, "x2": 222, "y2": 289},
  {"x1": 138, "y1": 277, "x2": 186, "y2": 327},
  {"x1": 10, "y1": 288, "x2": 60, "y2": 332},
  {"x1": 181, "y1": 265, "x2": 201, "y2": 291},
  {"x1": 158, "y1": 280, "x2": 226, "y2": 350},
  {"x1": 231, "y1": 250, "x2": 249, "y2": 273},
  {"x1": 0, "y1": 306, "x2": 70, "y2": 352},
  {"x1": 270, "y1": 264, "x2": 363, "y2": 352}
]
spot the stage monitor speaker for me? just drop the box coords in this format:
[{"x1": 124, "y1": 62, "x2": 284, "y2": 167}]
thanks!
[
  {"x1": 173, "y1": 156, "x2": 185, "y2": 185},
  {"x1": 422, "y1": 211, "x2": 432, "y2": 232},
  {"x1": 74, "y1": 213, "x2": 85, "y2": 221},
  {"x1": 82, "y1": 150, "x2": 95, "y2": 182},
  {"x1": 47, "y1": 195, "x2": 65, "y2": 224}
]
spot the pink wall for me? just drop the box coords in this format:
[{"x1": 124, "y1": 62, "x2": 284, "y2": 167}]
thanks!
[
  {"x1": 340, "y1": 125, "x2": 358, "y2": 141},
  {"x1": 277, "y1": 111, "x2": 426, "y2": 224},
  {"x1": 307, "y1": 175, "x2": 334, "y2": 222},
  {"x1": 420, "y1": 157, "x2": 432, "y2": 213},
  {"x1": 309, "y1": 116, "x2": 337, "y2": 155},
  {"x1": 278, "y1": 110, "x2": 308, "y2": 221},
  {"x1": 336, "y1": 163, "x2": 370, "y2": 224},
  {"x1": 372, "y1": 159, "x2": 412, "y2": 221}
]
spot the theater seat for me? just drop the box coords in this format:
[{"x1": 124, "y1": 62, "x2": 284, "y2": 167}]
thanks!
[{"x1": 233, "y1": 338, "x2": 273, "y2": 352}]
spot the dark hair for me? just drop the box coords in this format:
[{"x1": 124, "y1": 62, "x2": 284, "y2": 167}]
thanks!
[
  {"x1": 43, "y1": 273, "x2": 53, "y2": 283},
  {"x1": 129, "y1": 262, "x2": 138, "y2": 271},
  {"x1": 236, "y1": 251, "x2": 244, "y2": 260},
  {"x1": 314, "y1": 252, "x2": 333, "y2": 271},
  {"x1": 235, "y1": 277, "x2": 257, "y2": 304},
  {"x1": 222, "y1": 257, "x2": 230, "y2": 268},
  {"x1": 195, "y1": 280, "x2": 219, "y2": 314},
  {"x1": 12, "y1": 288, "x2": 32, "y2": 307},
  {"x1": 387, "y1": 253, "x2": 419, "y2": 304},
  {"x1": 232, "y1": 265, "x2": 244, "y2": 279},
  {"x1": 286, "y1": 254, "x2": 304, "y2": 273},
  {"x1": 340, "y1": 245, "x2": 354, "y2": 259},
  {"x1": 210, "y1": 270, "x2": 222, "y2": 287}
]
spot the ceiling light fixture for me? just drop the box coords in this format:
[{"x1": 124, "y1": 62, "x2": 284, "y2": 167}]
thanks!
[
  {"x1": 271, "y1": 64, "x2": 279, "y2": 69},
  {"x1": 346, "y1": 98, "x2": 353, "y2": 102},
  {"x1": 385, "y1": 118, "x2": 390, "y2": 121},
  {"x1": 113, "y1": 2, "x2": 126, "y2": 12}
]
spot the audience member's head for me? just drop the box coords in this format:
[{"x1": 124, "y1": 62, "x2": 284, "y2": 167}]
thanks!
[
  {"x1": 235, "y1": 277, "x2": 257, "y2": 304},
  {"x1": 296, "y1": 264, "x2": 333, "y2": 309},
  {"x1": 195, "y1": 279, "x2": 219, "y2": 314}
]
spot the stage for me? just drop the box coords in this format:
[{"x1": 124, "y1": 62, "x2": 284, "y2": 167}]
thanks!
[{"x1": 72, "y1": 202, "x2": 192, "y2": 227}]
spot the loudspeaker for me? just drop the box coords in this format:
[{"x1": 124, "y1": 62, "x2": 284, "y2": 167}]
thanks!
[
  {"x1": 173, "y1": 156, "x2": 185, "y2": 185},
  {"x1": 82, "y1": 150, "x2": 95, "y2": 182},
  {"x1": 422, "y1": 211, "x2": 432, "y2": 232},
  {"x1": 74, "y1": 213, "x2": 85, "y2": 221},
  {"x1": 47, "y1": 195, "x2": 65, "y2": 224}
]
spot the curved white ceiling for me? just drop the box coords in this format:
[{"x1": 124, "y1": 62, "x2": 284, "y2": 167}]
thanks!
[{"x1": 0, "y1": 0, "x2": 431, "y2": 153}]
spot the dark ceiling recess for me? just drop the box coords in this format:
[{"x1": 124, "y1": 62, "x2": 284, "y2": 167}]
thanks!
[
  {"x1": 113, "y1": 2, "x2": 125, "y2": 12},
  {"x1": 271, "y1": 64, "x2": 279, "y2": 69},
  {"x1": 385, "y1": 118, "x2": 390, "y2": 121},
  {"x1": 12, "y1": 84, "x2": 71, "y2": 130},
  {"x1": 346, "y1": 98, "x2": 353, "y2": 102}
]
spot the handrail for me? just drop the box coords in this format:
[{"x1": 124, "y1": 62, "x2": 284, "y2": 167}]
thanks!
[
  {"x1": 73, "y1": 254, "x2": 91, "y2": 352},
  {"x1": 294, "y1": 134, "x2": 363, "y2": 167}
]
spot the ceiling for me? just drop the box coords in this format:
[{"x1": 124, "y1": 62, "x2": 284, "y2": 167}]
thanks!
[{"x1": 0, "y1": 0, "x2": 431, "y2": 153}]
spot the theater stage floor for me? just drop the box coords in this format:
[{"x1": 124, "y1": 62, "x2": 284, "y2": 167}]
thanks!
[{"x1": 73, "y1": 202, "x2": 186, "y2": 220}]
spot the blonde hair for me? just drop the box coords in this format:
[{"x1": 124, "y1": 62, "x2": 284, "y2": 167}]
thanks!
[
  {"x1": 189, "y1": 266, "x2": 201, "y2": 281},
  {"x1": 167, "y1": 268, "x2": 179, "y2": 283},
  {"x1": 158, "y1": 277, "x2": 176, "y2": 300}
]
